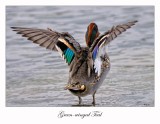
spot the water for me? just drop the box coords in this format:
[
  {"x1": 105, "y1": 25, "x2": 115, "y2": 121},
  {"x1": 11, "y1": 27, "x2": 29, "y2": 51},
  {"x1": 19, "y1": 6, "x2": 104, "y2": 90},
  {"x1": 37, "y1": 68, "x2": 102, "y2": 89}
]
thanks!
[{"x1": 6, "y1": 6, "x2": 154, "y2": 107}]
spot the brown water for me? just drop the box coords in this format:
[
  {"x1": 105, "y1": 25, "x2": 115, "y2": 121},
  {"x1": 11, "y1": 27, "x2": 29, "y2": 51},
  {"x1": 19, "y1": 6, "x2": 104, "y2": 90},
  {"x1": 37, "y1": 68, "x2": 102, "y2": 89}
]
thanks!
[{"x1": 6, "y1": 6, "x2": 154, "y2": 107}]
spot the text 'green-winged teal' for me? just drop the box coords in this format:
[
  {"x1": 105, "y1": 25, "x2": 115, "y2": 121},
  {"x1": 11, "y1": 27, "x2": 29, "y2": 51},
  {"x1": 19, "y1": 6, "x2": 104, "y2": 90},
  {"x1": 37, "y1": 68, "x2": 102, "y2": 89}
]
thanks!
[{"x1": 11, "y1": 20, "x2": 137, "y2": 105}]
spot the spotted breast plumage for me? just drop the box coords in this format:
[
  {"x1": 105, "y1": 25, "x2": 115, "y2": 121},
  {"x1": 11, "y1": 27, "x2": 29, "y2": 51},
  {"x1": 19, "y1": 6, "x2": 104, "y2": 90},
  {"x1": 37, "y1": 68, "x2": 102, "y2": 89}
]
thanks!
[{"x1": 11, "y1": 20, "x2": 137, "y2": 105}]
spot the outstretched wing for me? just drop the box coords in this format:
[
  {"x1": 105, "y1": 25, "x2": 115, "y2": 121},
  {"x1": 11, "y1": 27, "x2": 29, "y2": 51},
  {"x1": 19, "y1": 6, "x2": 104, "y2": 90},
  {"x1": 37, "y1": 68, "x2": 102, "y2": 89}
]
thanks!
[
  {"x1": 90, "y1": 20, "x2": 138, "y2": 75},
  {"x1": 11, "y1": 27, "x2": 81, "y2": 65}
]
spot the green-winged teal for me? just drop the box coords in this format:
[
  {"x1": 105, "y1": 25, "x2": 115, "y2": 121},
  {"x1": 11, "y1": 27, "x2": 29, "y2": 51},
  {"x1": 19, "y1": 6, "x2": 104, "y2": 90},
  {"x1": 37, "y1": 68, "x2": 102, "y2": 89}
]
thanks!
[{"x1": 11, "y1": 20, "x2": 137, "y2": 105}]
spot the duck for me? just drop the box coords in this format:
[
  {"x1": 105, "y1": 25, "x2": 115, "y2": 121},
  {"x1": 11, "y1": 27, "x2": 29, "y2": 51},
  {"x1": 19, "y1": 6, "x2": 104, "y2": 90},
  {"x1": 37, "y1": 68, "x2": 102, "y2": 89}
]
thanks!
[{"x1": 11, "y1": 20, "x2": 137, "y2": 105}]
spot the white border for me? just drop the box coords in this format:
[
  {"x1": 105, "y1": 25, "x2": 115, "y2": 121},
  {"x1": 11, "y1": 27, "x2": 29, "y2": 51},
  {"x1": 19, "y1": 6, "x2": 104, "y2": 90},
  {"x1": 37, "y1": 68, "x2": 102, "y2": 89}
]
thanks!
[{"x1": 1, "y1": 0, "x2": 159, "y2": 124}]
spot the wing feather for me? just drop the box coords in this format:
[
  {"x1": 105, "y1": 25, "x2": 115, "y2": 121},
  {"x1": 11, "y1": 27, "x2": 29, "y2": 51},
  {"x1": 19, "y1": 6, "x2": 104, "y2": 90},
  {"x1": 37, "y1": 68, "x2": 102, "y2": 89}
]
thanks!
[
  {"x1": 90, "y1": 20, "x2": 138, "y2": 52},
  {"x1": 90, "y1": 20, "x2": 138, "y2": 75},
  {"x1": 11, "y1": 27, "x2": 81, "y2": 65},
  {"x1": 12, "y1": 27, "x2": 62, "y2": 51}
]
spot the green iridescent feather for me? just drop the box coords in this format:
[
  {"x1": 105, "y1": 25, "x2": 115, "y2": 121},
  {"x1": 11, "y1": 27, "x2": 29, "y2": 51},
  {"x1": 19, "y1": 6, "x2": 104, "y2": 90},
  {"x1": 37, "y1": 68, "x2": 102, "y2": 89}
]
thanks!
[{"x1": 64, "y1": 48, "x2": 74, "y2": 64}]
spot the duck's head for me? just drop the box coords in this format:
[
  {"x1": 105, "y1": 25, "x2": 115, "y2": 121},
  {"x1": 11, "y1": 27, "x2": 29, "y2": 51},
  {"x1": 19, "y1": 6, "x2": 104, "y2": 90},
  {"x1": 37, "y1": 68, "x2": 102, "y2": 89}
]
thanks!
[{"x1": 85, "y1": 22, "x2": 100, "y2": 47}]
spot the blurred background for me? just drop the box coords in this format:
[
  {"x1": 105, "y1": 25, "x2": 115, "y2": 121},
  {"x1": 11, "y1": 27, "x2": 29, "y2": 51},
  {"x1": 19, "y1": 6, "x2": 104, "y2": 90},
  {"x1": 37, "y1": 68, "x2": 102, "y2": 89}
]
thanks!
[{"x1": 6, "y1": 6, "x2": 154, "y2": 107}]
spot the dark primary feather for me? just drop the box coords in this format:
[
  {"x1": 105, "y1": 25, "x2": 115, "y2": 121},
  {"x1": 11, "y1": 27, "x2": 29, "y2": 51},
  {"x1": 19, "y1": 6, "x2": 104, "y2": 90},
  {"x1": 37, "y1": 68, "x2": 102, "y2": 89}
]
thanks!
[
  {"x1": 11, "y1": 27, "x2": 81, "y2": 52},
  {"x1": 11, "y1": 27, "x2": 81, "y2": 65},
  {"x1": 11, "y1": 27, "x2": 61, "y2": 51},
  {"x1": 90, "y1": 20, "x2": 138, "y2": 52},
  {"x1": 89, "y1": 20, "x2": 137, "y2": 76}
]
